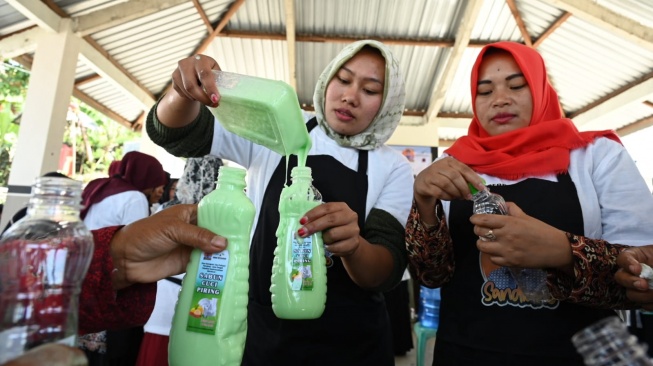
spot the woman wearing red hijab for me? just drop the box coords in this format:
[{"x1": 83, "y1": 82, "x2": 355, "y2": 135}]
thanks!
[{"x1": 406, "y1": 42, "x2": 653, "y2": 365}]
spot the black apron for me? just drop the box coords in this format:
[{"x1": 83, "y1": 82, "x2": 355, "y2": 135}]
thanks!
[
  {"x1": 434, "y1": 174, "x2": 615, "y2": 366},
  {"x1": 243, "y1": 118, "x2": 393, "y2": 366}
]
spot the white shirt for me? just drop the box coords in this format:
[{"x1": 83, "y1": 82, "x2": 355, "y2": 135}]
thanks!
[
  {"x1": 440, "y1": 138, "x2": 653, "y2": 246},
  {"x1": 83, "y1": 190, "x2": 149, "y2": 230}
]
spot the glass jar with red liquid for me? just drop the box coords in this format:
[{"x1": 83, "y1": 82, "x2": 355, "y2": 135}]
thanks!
[{"x1": 0, "y1": 176, "x2": 94, "y2": 363}]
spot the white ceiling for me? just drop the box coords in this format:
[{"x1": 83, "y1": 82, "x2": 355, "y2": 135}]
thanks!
[{"x1": 1, "y1": 0, "x2": 652, "y2": 147}]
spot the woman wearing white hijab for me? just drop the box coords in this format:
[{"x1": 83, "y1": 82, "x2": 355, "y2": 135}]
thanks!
[{"x1": 146, "y1": 40, "x2": 413, "y2": 365}]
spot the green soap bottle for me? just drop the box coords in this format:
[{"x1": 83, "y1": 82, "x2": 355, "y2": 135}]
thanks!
[
  {"x1": 169, "y1": 166, "x2": 255, "y2": 366},
  {"x1": 271, "y1": 166, "x2": 327, "y2": 319}
]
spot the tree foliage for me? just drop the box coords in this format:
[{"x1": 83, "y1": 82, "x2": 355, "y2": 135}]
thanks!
[{"x1": 0, "y1": 60, "x2": 140, "y2": 191}]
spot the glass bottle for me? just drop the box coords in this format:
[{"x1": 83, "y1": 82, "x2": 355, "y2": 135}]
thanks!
[
  {"x1": 0, "y1": 176, "x2": 94, "y2": 364},
  {"x1": 169, "y1": 166, "x2": 255, "y2": 366},
  {"x1": 572, "y1": 316, "x2": 653, "y2": 366},
  {"x1": 271, "y1": 166, "x2": 327, "y2": 319},
  {"x1": 468, "y1": 182, "x2": 551, "y2": 303}
]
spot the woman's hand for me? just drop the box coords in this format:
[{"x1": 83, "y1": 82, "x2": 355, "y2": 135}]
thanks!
[
  {"x1": 616, "y1": 246, "x2": 653, "y2": 310},
  {"x1": 298, "y1": 202, "x2": 360, "y2": 257},
  {"x1": 413, "y1": 156, "x2": 483, "y2": 224},
  {"x1": 471, "y1": 202, "x2": 572, "y2": 273},
  {"x1": 297, "y1": 202, "x2": 394, "y2": 288},
  {"x1": 109, "y1": 204, "x2": 227, "y2": 290},
  {"x1": 157, "y1": 54, "x2": 222, "y2": 128},
  {"x1": 171, "y1": 54, "x2": 222, "y2": 107}
]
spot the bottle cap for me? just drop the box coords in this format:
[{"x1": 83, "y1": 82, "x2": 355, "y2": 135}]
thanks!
[{"x1": 468, "y1": 178, "x2": 486, "y2": 195}]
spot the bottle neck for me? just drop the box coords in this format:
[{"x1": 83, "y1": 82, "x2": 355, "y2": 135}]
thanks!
[
  {"x1": 471, "y1": 189, "x2": 491, "y2": 201},
  {"x1": 290, "y1": 166, "x2": 313, "y2": 184},
  {"x1": 216, "y1": 166, "x2": 247, "y2": 191},
  {"x1": 26, "y1": 177, "x2": 83, "y2": 222}
]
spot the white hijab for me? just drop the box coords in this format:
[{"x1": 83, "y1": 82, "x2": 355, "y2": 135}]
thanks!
[{"x1": 312, "y1": 40, "x2": 406, "y2": 150}]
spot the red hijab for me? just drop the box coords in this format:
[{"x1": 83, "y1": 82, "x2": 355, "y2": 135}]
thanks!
[
  {"x1": 445, "y1": 41, "x2": 620, "y2": 179},
  {"x1": 81, "y1": 151, "x2": 166, "y2": 219}
]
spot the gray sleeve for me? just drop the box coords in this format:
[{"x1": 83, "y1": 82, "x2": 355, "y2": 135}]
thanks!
[
  {"x1": 361, "y1": 208, "x2": 408, "y2": 292},
  {"x1": 145, "y1": 99, "x2": 214, "y2": 158}
]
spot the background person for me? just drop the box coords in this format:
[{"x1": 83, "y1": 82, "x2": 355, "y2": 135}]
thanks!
[
  {"x1": 80, "y1": 150, "x2": 166, "y2": 366},
  {"x1": 406, "y1": 41, "x2": 653, "y2": 366}
]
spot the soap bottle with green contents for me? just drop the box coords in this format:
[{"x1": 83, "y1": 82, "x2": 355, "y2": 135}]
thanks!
[
  {"x1": 169, "y1": 166, "x2": 255, "y2": 366},
  {"x1": 271, "y1": 166, "x2": 327, "y2": 319}
]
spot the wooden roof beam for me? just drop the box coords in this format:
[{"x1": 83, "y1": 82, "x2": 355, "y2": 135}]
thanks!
[
  {"x1": 505, "y1": 0, "x2": 532, "y2": 47},
  {"x1": 541, "y1": 0, "x2": 653, "y2": 52},
  {"x1": 424, "y1": 0, "x2": 484, "y2": 128},
  {"x1": 73, "y1": 0, "x2": 190, "y2": 36}
]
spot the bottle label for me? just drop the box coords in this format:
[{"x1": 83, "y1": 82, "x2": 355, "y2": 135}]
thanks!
[
  {"x1": 186, "y1": 250, "x2": 229, "y2": 334},
  {"x1": 291, "y1": 236, "x2": 314, "y2": 291}
]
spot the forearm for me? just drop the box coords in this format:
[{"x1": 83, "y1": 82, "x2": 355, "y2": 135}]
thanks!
[
  {"x1": 547, "y1": 233, "x2": 635, "y2": 309},
  {"x1": 342, "y1": 236, "x2": 395, "y2": 288},
  {"x1": 156, "y1": 89, "x2": 201, "y2": 128},
  {"x1": 415, "y1": 194, "x2": 438, "y2": 226},
  {"x1": 341, "y1": 208, "x2": 408, "y2": 291},
  {"x1": 146, "y1": 97, "x2": 214, "y2": 157},
  {"x1": 406, "y1": 199, "x2": 455, "y2": 288}
]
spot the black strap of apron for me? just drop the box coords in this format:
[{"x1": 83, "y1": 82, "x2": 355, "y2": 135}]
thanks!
[{"x1": 305, "y1": 117, "x2": 368, "y2": 229}]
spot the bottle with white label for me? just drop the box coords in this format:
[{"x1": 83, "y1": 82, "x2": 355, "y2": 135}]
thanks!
[
  {"x1": 270, "y1": 166, "x2": 327, "y2": 319},
  {"x1": 169, "y1": 166, "x2": 255, "y2": 366}
]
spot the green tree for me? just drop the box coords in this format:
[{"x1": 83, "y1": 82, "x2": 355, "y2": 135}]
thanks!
[
  {"x1": 0, "y1": 61, "x2": 27, "y2": 188},
  {"x1": 1, "y1": 59, "x2": 140, "y2": 189}
]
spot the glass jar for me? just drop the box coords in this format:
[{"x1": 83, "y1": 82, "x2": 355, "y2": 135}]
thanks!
[{"x1": 0, "y1": 176, "x2": 94, "y2": 364}]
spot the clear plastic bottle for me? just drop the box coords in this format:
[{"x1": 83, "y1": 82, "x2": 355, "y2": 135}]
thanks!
[
  {"x1": 271, "y1": 166, "x2": 327, "y2": 319},
  {"x1": 572, "y1": 316, "x2": 653, "y2": 366},
  {"x1": 418, "y1": 286, "x2": 441, "y2": 329},
  {"x1": 468, "y1": 182, "x2": 551, "y2": 303},
  {"x1": 0, "y1": 176, "x2": 94, "y2": 364},
  {"x1": 169, "y1": 166, "x2": 255, "y2": 366}
]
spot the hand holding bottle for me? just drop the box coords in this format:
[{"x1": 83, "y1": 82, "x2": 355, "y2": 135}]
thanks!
[
  {"x1": 471, "y1": 202, "x2": 572, "y2": 272},
  {"x1": 110, "y1": 204, "x2": 227, "y2": 290},
  {"x1": 615, "y1": 246, "x2": 653, "y2": 310},
  {"x1": 413, "y1": 157, "x2": 484, "y2": 225},
  {"x1": 297, "y1": 201, "x2": 360, "y2": 257}
]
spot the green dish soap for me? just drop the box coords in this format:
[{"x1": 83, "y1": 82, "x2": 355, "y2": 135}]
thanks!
[
  {"x1": 169, "y1": 166, "x2": 255, "y2": 366},
  {"x1": 271, "y1": 166, "x2": 327, "y2": 319}
]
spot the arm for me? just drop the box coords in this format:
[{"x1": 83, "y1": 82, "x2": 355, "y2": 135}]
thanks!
[
  {"x1": 145, "y1": 53, "x2": 223, "y2": 158},
  {"x1": 471, "y1": 203, "x2": 636, "y2": 309},
  {"x1": 615, "y1": 246, "x2": 653, "y2": 310},
  {"x1": 80, "y1": 205, "x2": 228, "y2": 334},
  {"x1": 406, "y1": 199, "x2": 455, "y2": 288},
  {"x1": 547, "y1": 233, "x2": 635, "y2": 309},
  {"x1": 358, "y1": 208, "x2": 408, "y2": 291},
  {"x1": 146, "y1": 98, "x2": 214, "y2": 158}
]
